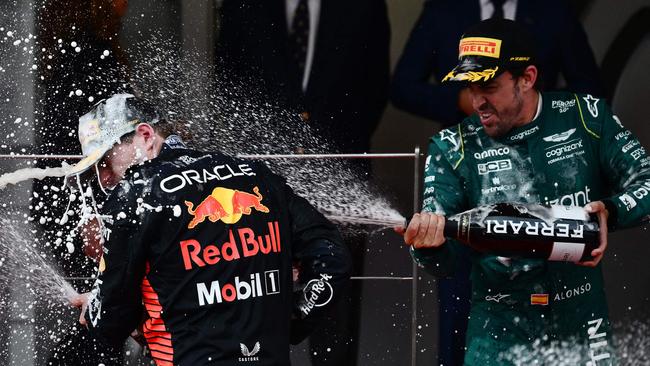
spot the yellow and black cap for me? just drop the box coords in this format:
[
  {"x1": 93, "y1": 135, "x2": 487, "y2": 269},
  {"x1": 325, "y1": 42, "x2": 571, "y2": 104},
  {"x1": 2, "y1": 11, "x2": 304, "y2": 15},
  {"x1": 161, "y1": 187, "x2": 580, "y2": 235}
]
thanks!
[{"x1": 442, "y1": 18, "x2": 536, "y2": 83}]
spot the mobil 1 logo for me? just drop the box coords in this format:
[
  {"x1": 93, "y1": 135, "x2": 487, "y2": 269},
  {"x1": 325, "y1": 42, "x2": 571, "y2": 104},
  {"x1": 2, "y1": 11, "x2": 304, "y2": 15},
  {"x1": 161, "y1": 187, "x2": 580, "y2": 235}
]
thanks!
[{"x1": 264, "y1": 270, "x2": 281, "y2": 294}]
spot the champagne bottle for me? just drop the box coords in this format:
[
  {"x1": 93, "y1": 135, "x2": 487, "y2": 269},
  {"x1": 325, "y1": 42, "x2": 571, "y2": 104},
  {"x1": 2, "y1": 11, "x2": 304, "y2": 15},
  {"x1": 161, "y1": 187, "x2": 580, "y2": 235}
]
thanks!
[{"x1": 442, "y1": 203, "x2": 600, "y2": 262}]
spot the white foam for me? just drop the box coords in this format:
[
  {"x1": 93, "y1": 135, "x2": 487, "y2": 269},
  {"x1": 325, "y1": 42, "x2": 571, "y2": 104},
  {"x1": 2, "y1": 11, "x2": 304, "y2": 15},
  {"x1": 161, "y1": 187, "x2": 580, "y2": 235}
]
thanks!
[{"x1": 0, "y1": 164, "x2": 71, "y2": 190}]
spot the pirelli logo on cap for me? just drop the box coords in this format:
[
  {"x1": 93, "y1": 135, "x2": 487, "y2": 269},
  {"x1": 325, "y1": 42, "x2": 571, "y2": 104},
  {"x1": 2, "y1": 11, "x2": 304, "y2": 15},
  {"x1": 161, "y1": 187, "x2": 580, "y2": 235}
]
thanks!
[
  {"x1": 459, "y1": 37, "x2": 502, "y2": 58},
  {"x1": 530, "y1": 293, "x2": 549, "y2": 306}
]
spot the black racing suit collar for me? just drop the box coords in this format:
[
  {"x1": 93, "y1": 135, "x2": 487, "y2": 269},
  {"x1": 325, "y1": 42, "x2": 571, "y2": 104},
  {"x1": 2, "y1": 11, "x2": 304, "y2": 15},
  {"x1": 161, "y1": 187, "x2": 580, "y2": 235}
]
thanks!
[{"x1": 162, "y1": 134, "x2": 186, "y2": 150}]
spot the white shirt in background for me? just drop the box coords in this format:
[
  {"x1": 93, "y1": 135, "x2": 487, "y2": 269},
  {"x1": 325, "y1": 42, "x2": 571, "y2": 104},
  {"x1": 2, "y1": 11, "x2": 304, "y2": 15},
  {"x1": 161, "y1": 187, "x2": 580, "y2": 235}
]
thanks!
[
  {"x1": 479, "y1": 0, "x2": 518, "y2": 20},
  {"x1": 285, "y1": 0, "x2": 321, "y2": 92}
]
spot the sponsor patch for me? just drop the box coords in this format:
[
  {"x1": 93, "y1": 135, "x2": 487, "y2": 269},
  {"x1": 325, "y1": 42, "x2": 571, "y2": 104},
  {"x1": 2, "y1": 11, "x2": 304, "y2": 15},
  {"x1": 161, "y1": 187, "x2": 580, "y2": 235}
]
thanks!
[
  {"x1": 439, "y1": 129, "x2": 460, "y2": 148},
  {"x1": 543, "y1": 128, "x2": 576, "y2": 143},
  {"x1": 551, "y1": 99, "x2": 576, "y2": 113},
  {"x1": 185, "y1": 186, "x2": 269, "y2": 227},
  {"x1": 545, "y1": 139, "x2": 585, "y2": 165},
  {"x1": 239, "y1": 342, "x2": 261, "y2": 362},
  {"x1": 587, "y1": 318, "x2": 611, "y2": 364},
  {"x1": 459, "y1": 37, "x2": 502, "y2": 58},
  {"x1": 196, "y1": 269, "x2": 281, "y2": 307},
  {"x1": 165, "y1": 135, "x2": 186, "y2": 149},
  {"x1": 474, "y1": 147, "x2": 510, "y2": 160},
  {"x1": 631, "y1": 147, "x2": 646, "y2": 160},
  {"x1": 160, "y1": 164, "x2": 257, "y2": 193},
  {"x1": 300, "y1": 274, "x2": 334, "y2": 316},
  {"x1": 632, "y1": 180, "x2": 650, "y2": 200},
  {"x1": 582, "y1": 95, "x2": 600, "y2": 118},
  {"x1": 545, "y1": 139, "x2": 583, "y2": 157},
  {"x1": 177, "y1": 155, "x2": 197, "y2": 165},
  {"x1": 477, "y1": 159, "x2": 512, "y2": 175},
  {"x1": 485, "y1": 293, "x2": 510, "y2": 303},
  {"x1": 614, "y1": 130, "x2": 631, "y2": 141},
  {"x1": 481, "y1": 184, "x2": 517, "y2": 195},
  {"x1": 88, "y1": 279, "x2": 103, "y2": 326},
  {"x1": 641, "y1": 157, "x2": 650, "y2": 167},
  {"x1": 545, "y1": 186, "x2": 591, "y2": 207},
  {"x1": 622, "y1": 139, "x2": 640, "y2": 153},
  {"x1": 181, "y1": 221, "x2": 282, "y2": 271},
  {"x1": 510, "y1": 126, "x2": 539, "y2": 141}
]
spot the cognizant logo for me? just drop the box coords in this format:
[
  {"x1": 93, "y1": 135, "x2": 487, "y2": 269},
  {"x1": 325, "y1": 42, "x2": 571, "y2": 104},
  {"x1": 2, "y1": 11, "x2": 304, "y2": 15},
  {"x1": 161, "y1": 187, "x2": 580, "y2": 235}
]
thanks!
[
  {"x1": 545, "y1": 139, "x2": 583, "y2": 158},
  {"x1": 545, "y1": 185, "x2": 591, "y2": 206},
  {"x1": 509, "y1": 126, "x2": 539, "y2": 141}
]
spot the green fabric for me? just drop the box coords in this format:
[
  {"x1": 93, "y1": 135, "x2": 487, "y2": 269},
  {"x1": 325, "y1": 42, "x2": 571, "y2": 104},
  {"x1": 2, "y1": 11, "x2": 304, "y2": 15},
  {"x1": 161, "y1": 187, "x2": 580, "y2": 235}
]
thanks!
[{"x1": 412, "y1": 91, "x2": 649, "y2": 364}]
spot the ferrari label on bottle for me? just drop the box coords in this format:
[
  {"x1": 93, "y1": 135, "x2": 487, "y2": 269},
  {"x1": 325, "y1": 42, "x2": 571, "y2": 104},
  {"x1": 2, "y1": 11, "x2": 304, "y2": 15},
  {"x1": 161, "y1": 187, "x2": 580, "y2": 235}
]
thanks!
[{"x1": 485, "y1": 218, "x2": 585, "y2": 239}]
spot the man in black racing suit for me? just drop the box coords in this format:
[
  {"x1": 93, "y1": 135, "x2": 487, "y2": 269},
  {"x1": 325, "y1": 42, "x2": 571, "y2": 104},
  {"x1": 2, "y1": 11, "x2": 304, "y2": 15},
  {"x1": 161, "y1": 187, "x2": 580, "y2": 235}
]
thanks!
[{"x1": 63, "y1": 93, "x2": 351, "y2": 365}]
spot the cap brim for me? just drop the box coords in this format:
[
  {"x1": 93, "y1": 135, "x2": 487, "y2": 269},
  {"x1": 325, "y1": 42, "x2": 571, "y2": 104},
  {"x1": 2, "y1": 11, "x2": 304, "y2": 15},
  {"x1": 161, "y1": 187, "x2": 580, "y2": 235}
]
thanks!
[
  {"x1": 65, "y1": 145, "x2": 111, "y2": 178},
  {"x1": 442, "y1": 65, "x2": 501, "y2": 83}
]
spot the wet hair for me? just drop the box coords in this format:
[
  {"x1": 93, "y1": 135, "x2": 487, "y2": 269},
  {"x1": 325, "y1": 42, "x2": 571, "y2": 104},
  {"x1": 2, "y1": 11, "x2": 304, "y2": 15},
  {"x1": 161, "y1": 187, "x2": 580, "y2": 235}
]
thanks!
[
  {"x1": 153, "y1": 119, "x2": 177, "y2": 139},
  {"x1": 119, "y1": 119, "x2": 176, "y2": 144}
]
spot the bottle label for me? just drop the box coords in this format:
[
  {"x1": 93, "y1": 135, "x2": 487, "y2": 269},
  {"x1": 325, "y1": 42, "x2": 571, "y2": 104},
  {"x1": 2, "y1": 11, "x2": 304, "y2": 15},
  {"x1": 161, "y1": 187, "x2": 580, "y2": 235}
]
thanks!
[
  {"x1": 550, "y1": 205, "x2": 588, "y2": 221},
  {"x1": 548, "y1": 242, "x2": 585, "y2": 262},
  {"x1": 485, "y1": 218, "x2": 585, "y2": 239}
]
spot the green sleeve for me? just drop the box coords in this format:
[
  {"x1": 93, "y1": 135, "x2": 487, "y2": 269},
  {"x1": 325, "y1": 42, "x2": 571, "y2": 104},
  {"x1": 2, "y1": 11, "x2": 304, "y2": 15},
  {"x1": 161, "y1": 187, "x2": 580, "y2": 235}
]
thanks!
[
  {"x1": 596, "y1": 99, "x2": 650, "y2": 228},
  {"x1": 410, "y1": 129, "x2": 468, "y2": 277}
]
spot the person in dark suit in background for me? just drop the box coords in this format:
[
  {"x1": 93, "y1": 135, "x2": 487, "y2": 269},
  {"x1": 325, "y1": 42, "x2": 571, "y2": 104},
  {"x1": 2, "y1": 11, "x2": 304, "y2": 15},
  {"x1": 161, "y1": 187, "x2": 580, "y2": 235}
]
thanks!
[
  {"x1": 217, "y1": 0, "x2": 390, "y2": 157},
  {"x1": 216, "y1": 1, "x2": 390, "y2": 365},
  {"x1": 392, "y1": 0, "x2": 602, "y2": 127},
  {"x1": 391, "y1": 1, "x2": 602, "y2": 365}
]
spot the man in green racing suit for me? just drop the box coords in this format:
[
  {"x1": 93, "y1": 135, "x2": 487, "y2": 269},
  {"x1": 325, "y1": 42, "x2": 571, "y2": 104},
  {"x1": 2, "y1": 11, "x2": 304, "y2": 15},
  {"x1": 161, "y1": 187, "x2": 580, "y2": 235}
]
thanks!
[{"x1": 398, "y1": 19, "x2": 650, "y2": 365}]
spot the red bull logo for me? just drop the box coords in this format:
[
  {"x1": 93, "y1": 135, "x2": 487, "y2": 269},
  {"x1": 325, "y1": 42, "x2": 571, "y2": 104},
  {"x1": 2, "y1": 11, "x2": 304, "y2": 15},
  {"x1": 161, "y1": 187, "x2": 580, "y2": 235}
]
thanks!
[
  {"x1": 185, "y1": 186, "x2": 269, "y2": 229},
  {"x1": 180, "y1": 221, "x2": 282, "y2": 270}
]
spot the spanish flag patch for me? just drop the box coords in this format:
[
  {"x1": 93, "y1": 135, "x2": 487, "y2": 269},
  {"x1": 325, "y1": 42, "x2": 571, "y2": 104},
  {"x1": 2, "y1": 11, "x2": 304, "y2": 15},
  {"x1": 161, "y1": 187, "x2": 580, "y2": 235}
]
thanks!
[{"x1": 530, "y1": 294, "x2": 549, "y2": 306}]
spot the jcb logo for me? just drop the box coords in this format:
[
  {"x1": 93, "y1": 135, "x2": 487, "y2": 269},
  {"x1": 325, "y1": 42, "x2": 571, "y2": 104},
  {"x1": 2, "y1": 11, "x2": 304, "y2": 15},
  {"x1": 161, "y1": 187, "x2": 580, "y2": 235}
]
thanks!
[{"x1": 477, "y1": 159, "x2": 512, "y2": 175}]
